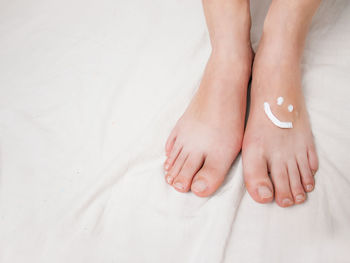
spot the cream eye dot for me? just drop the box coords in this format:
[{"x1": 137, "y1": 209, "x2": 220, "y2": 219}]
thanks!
[
  {"x1": 288, "y1": 105, "x2": 294, "y2": 112},
  {"x1": 277, "y1": 97, "x2": 284, "y2": 105}
]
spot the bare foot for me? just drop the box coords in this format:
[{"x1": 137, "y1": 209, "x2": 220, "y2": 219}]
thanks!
[
  {"x1": 164, "y1": 48, "x2": 252, "y2": 196},
  {"x1": 163, "y1": 0, "x2": 253, "y2": 197},
  {"x1": 242, "y1": 27, "x2": 319, "y2": 207}
]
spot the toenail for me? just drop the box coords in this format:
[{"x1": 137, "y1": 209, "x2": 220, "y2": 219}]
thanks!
[
  {"x1": 258, "y1": 186, "x2": 273, "y2": 199},
  {"x1": 166, "y1": 176, "x2": 173, "y2": 184},
  {"x1": 174, "y1": 182, "x2": 184, "y2": 190},
  {"x1": 306, "y1": 184, "x2": 313, "y2": 192},
  {"x1": 192, "y1": 180, "x2": 207, "y2": 192},
  {"x1": 164, "y1": 164, "x2": 169, "y2": 170},
  {"x1": 282, "y1": 198, "x2": 293, "y2": 206},
  {"x1": 295, "y1": 194, "x2": 305, "y2": 203}
]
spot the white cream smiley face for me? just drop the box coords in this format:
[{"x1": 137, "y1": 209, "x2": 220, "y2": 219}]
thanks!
[{"x1": 264, "y1": 96, "x2": 294, "y2": 129}]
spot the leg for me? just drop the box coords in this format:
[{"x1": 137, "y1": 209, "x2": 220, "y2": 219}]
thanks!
[
  {"x1": 164, "y1": 0, "x2": 252, "y2": 197},
  {"x1": 243, "y1": 0, "x2": 320, "y2": 207}
]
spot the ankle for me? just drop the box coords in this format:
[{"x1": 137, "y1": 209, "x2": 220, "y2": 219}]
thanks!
[
  {"x1": 207, "y1": 1, "x2": 252, "y2": 53},
  {"x1": 211, "y1": 40, "x2": 252, "y2": 60},
  {"x1": 260, "y1": 1, "x2": 320, "y2": 61},
  {"x1": 209, "y1": 46, "x2": 253, "y2": 77},
  {"x1": 258, "y1": 16, "x2": 307, "y2": 67},
  {"x1": 255, "y1": 36, "x2": 302, "y2": 68}
]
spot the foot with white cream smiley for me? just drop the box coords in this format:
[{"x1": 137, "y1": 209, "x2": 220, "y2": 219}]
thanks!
[
  {"x1": 242, "y1": 0, "x2": 320, "y2": 207},
  {"x1": 243, "y1": 75, "x2": 318, "y2": 207}
]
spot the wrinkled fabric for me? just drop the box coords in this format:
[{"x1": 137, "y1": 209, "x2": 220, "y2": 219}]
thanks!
[{"x1": 0, "y1": 0, "x2": 349, "y2": 262}]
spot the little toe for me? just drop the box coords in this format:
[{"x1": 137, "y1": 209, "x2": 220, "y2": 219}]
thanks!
[
  {"x1": 297, "y1": 153, "x2": 315, "y2": 192},
  {"x1": 164, "y1": 141, "x2": 182, "y2": 171},
  {"x1": 270, "y1": 165, "x2": 294, "y2": 207},
  {"x1": 243, "y1": 149, "x2": 274, "y2": 203},
  {"x1": 165, "y1": 150, "x2": 188, "y2": 189},
  {"x1": 287, "y1": 160, "x2": 306, "y2": 204},
  {"x1": 172, "y1": 153, "x2": 205, "y2": 193},
  {"x1": 308, "y1": 145, "x2": 319, "y2": 175}
]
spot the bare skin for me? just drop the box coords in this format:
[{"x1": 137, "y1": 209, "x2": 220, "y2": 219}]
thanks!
[
  {"x1": 243, "y1": 0, "x2": 320, "y2": 207},
  {"x1": 163, "y1": 0, "x2": 320, "y2": 207},
  {"x1": 164, "y1": 0, "x2": 252, "y2": 197}
]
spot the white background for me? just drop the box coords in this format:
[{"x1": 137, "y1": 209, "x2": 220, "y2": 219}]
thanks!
[{"x1": 0, "y1": 0, "x2": 349, "y2": 262}]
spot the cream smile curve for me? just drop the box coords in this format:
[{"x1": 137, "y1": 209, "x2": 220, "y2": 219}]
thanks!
[{"x1": 264, "y1": 102, "x2": 293, "y2": 129}]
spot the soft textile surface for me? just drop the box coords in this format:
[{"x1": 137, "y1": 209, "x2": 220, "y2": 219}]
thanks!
[{"x1": 0, "y1": 0, "x2": 349, "y2": 262}]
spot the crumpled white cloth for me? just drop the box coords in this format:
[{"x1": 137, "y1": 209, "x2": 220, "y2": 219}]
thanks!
[{"x1": 0, "y1": 0, "x2": 349, "y2": 262}]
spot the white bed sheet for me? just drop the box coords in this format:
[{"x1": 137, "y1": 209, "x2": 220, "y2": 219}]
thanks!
[{"x1": 0, "y1": 0, "x2": 349, "y2": 262}]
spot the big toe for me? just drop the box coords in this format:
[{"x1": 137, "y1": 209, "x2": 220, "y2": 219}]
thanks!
[
  {"x1": 191, "y1": 156, "x2": 231, "y2": 197},
  {"x1": 172, "y1": 153, "x2": 204, "y2": 193},
  {"x1": 243, "y1": 149, "x2": 274, "y2": 203},
  {"x1": 191, "y1": 151, "x2": 235, "y2": 197}
]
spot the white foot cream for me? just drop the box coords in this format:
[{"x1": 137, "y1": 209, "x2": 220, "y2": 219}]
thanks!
[{"x1": 264, "y1": 100, "x2": 293, "y2": 129}]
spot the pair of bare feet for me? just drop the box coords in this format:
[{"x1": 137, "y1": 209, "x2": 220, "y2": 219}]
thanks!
[{"x1": 163, "y1": 0, "x2": 319, "y2": 207}]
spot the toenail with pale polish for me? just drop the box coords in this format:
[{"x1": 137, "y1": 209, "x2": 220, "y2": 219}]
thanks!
[
  {"x1": 164, "y1": 164, "x2": 169, "y2": 170},
  {"x1": 282, "y1": 198, "x2": 293, "y2": 206},
  {"x1": 306, "y1": 184, "x2": 313, "y2": 191},
  {"x1": 258, "y1": 186, "x2": 273, "y2": 199},
  {"x1": 174, "y1": 182, "x2": 184, "y2": 190},
  {"x1": 192, "y1": 180, "x2": 207, "y2": 192},
  {"x1": 295, "y1": 194, "x2": 305, "y2": 202}
]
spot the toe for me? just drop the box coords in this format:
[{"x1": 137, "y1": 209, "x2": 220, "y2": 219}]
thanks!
[
  {"x1": 242, "y1": 149, "x2": 274, "y2": 204},
  {"x1": 164, "y1": 141, "x2": 182, "y2": 171},
  {"x1": 270, "y1": 164, "x2": 294, "y2": 207},
  {"x1": 191, "y1": 156, "x2": 228, "y2": 197},
  {"x1": 165, "y1": 128, "x2": 177, "y2": 157},
  {"x1": 287, "y1": 160, "x2": 306, "y2": 204},
  {"x1": 297, "y1": 153, "x2": 315, "y2": 192},
  {"x1": 166, "y1": 150, "x2": 188, "y2": 191},
  {"x1": 308, "y1": 144, "x2": 319, "y2": 175},
  {"x1": 172, "y1": 153, "x2": 205, "y2": 193}
]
